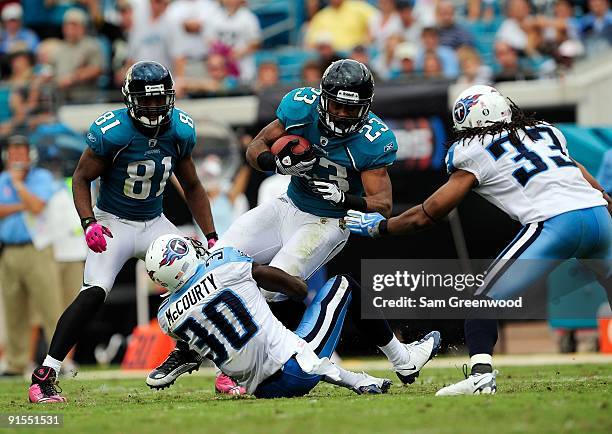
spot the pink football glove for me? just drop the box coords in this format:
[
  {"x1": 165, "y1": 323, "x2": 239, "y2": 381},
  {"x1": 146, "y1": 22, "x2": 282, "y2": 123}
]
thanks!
[
  {"x1": 85, "y1": 223, "x2": 113, "y2": 253},
  {"x1": 207, "y1": 237, "x2": 217, "y2": 249}
]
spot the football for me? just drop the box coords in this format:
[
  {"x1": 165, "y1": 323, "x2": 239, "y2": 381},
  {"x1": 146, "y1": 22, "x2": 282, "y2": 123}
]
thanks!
[{"x1": 271, "y1": 134, "x2": 312, "y2": 157}]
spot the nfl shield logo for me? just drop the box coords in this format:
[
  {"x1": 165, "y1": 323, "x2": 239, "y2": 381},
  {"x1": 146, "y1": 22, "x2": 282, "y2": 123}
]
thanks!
[{"x1": 149, "y1": 138, "x2": 158, "y2": 148}]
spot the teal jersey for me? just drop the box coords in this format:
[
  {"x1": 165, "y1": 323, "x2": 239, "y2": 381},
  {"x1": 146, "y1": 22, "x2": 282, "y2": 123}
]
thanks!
[
  {"x1": 86, "y1": 108, "x2": 196, "y2": 221},
  {"x1": 276, "y1": 87, "x2": 398, "y2": 218}
]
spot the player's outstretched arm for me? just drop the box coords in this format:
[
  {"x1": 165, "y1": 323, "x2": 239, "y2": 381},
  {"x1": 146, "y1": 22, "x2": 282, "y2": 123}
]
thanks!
[
  {"x1": 251, "y1": 264, "x2": 308, "y2": 301},
  {"x1": 174, "y1": 155, "x2": 217, "y2": 246},
  {"x1": 346, "y1": 170, "x2": 477, "y2": 237},
  {"x1": 245, "y1": 119, "x2": 287, "y2": 171}
]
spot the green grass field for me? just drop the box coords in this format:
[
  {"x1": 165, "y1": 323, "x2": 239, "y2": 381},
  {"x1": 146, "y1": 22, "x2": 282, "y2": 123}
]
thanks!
[{"x1": 1, "y1": 363, "x2": 611, "y2": 434}]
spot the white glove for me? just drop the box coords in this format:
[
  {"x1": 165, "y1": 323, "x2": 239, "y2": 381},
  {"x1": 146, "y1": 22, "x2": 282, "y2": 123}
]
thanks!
[
  {"x1": 275, "y1": 155, "x2": 316, "y2": 177},
  {"x1": 310, "y1": 180, "x2": 345, "y2": 205}
]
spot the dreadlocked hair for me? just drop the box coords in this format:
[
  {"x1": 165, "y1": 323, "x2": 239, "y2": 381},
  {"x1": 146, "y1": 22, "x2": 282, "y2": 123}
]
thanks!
[{"x1": 450, "y1": 99, "x2": 542, "y2": 150}]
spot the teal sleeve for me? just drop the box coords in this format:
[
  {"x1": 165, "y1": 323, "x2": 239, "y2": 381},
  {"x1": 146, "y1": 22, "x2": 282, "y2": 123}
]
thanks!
[
  {"x1": 181, "y1": 125, "x2": 197, "y2": 159},
  {"x1": 276, "y1": 88, "x2": 317, "y2": 130},
  {"x1": 85, "y1": 123, "x2": 108, "y2": 157}
]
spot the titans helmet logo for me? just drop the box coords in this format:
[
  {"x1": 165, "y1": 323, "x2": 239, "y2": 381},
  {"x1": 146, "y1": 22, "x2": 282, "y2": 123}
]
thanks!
[
  {"x1": 159, "y1": 238, "x2": 189, "y2": 267},
  {"x1": 453, "y1": 94, "x2": 482, "y2": 125}
]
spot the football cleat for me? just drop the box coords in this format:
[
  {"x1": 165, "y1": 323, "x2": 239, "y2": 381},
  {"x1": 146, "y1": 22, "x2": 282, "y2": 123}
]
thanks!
[
  {"x1": 394, "y1": 331, "x2": 442, "y2": 384},
  {"x1": 214, "y1": 373, "x2": 247, "y2": 395},
  {"x1": 147, "y1": 349, "x2": 203, "y2": 390},
  {"x1": 435, "y1": 366, "x2": 498, "y2": 396},
  {"x1": 28, "y1": 366, "x2": 67, "y2": 403},
  {"x1": 352, "y1": 373, "x2": 393, "y2": 395}
]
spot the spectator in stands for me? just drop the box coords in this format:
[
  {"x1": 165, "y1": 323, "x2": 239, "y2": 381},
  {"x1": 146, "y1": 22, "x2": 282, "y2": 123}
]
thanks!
[
  {"x1": 413, "y1": 0, "x2": 437, "y2": 27},
  {"x1": 0, "y1": 45, "x2": 35, "y2": 136},
  {"x1": 455, "y1": 46, "x2": 492, "y2": 86},
  {"x1": 194, "y1": 154, "x2": 249, "y2": 237},
  {"x1": 397, "y1": 0, "x2": 422, "y2": 45},
  {"x1": 580, "y1": 0, "x2": 612, "y2": 55},
  {"x1": 126, "y1": 0, "x2": 177, "y2": 75},
  {"x1": 300, "y1": 0, "x2": 323, "y2": 44},
  {"x1": 255, "y1": 61, "x2": 280, "y2": 91},
  {"x1": 415, "y1": 27, "x2": 459, "y2": 78},
  {"x1": 493, "y1": 41, "x2": 536, "y2": 82},
  {"x1": 52, "y1": 9, "x2": 104, "y2": 102},
  {"x1": 305, "y1": 0, "x2": 377, "y2": 51},
  {"x1": 390, "y1": 41, "x2": 418, "y2": 79},
  {"x1": 169, "y1": 0, "x2": 221, "y2": 89},
  {"x1": 96, "y1": 0, "x2": 134, "y2": 88},
  {"x1": 369, "y1": 0, "x2": 403, "y2": 53},
  {"x1": 26, "y1": 39, "x2": 60, "y2": 129},
  {"x1": 0, "y1": 3, "x2": 39, "y2": 56},
  {"x1": 313, "y1": 33, "x2": 342, "y2": 73},
  {"x1": 423, "y1": 52, "x2": 443, "y2": 78},
  {"x1": 181, "y1": 53, "x2": 238, "y2": 96},
  {"x1": 206, "y1": 0, "x2": 262, "y2": 83},
  {"x1": 371, "y1": 33, "x2": 403, "y2": 80},
  {"x1": 436, "y1": 0, "x2": 475, "y2": 50},
  {"x1": 535, "y1": 0, "x2": 580, "y2": 48},
  {"x1": 466, "y1": 0, "x2": 495, "y2": 22},
  {"x1": 496, "y1": 0, "x2": 538, "y2": 55},
  {"x1": 0, "y1": 134, "x2": 63, "y2": 377},
  {"x1": 350, "y1": 45, "x2": 372, "y2": 68},
  {"x1": 302, "y1": 60, "x2": 323, "y2": 85}
]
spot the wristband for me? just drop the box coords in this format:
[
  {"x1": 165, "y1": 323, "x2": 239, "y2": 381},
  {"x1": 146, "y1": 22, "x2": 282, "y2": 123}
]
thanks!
[
  {"x1": 378, "y1": 219, "x2": 389, "y2": 236},
  {"x1": 342, "y1": 194, "x2": 368, "y2": 211},
  {"x1": 81, "y1": 217, "x2": 97, "y2": 230},
  {"x1": 257, "y1": 151, "x2": 276, "y2": 172},
  {"x1": 205, "y1": 231, "x2": 218, "y2": 242}
]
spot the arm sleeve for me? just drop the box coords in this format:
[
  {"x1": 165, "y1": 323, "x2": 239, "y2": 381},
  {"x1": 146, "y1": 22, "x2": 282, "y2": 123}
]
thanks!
[
  {"x1": 176, "y1": 112, "x2": 197, "y2": 158},
  {"x1": 275, "y1": 89, "x2": 314, "y2": 131},
  {"x1": 365, "y1": 140, "x2": 398, "y2": 170},
  {"x1": 547, "y1": 124, "x2": 569, "y2": 154},
  {"x1": 445, "y1": 142, "x2": 484, "y2": 183}
]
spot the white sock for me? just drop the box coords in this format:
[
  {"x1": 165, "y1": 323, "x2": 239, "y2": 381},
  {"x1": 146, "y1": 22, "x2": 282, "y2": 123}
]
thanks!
[
  {"x1": 469, "y1": 353, "x2": 493, "y2": 370},
  {"x1": 43, "y1": 355, "x2": 63, "y2": 376},
  {"x1": 323, "y1": 365, "x2": 367, "y2": 390},
  {"x1": 379, "y1": 336, "x2": 406, "y2": 367}
]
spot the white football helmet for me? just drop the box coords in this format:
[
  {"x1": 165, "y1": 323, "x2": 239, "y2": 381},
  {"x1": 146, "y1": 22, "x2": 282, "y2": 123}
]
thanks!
[
  {"x1": 452, "y1": 85, "x2": 512, "y2": 131},
  {"x1": 145, "y1": 234, "x2": 200, "y2": 294}
]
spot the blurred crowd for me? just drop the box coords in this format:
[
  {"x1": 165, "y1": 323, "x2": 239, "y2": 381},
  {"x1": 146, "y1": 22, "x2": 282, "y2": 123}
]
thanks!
[{"x1": 0, "y1": 0, "x2": 611, "y2": 140}]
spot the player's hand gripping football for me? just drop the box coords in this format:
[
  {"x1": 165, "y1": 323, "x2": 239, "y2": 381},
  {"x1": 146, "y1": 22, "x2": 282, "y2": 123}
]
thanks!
[
  {"x1": 345, "y1": 210, "x2": 386, "y2": 237},
  {"x1": 84, "y1": 221, "x2": 113, "y2": 253},
  {"x1": 273, "y1": 138, "x2": 316, "y2": 177}
]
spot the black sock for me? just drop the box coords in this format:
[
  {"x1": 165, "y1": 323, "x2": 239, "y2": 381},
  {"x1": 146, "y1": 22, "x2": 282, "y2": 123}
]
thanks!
[
  {"x1": 464, "y1": 318, "x2": 498, "y2": 357},
  {"x1": 48, "y1": 287, "x2": 106, "y2": 360},
  {"x1": 471, "y1": 363, "x2": 493, "y2": 375},
  {"x1": 343, "y1": 275, "x2": 394, "y2": 347}
]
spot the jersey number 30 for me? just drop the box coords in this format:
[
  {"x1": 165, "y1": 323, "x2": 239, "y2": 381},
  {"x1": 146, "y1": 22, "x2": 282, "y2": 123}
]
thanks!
[{"x1": 173, "y1": 290, "x2": 258, "y2": 366}]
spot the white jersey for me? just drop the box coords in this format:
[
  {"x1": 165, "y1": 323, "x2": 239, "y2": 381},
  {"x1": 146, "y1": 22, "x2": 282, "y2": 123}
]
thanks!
[
  {"x1": 158, "y1": 247, "x2": 334, "y2": 393},
  {"x1": 446, "y1": 123, "x2": 606, "y2": 225}
]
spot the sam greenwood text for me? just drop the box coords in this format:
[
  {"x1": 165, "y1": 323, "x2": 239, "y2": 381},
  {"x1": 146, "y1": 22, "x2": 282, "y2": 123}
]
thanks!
[{"x1": 372, "y1": 296, "x2": 523, "y2": 308}]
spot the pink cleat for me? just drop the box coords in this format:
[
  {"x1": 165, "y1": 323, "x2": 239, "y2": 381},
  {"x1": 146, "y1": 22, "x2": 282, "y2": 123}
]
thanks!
[
  {"x1": 214, "y1": 373, "x2": 246, "y2": 395},
  {"x1": 28, "y1": 366, "x2": 67, "y2": 403}
]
